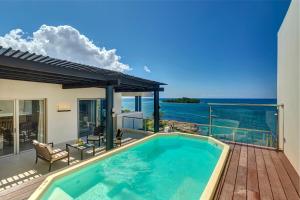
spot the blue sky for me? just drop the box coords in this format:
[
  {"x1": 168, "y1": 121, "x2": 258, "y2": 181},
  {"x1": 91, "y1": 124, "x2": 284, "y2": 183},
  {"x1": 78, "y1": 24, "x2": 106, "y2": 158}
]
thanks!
[{"x1": 0, "y1": 0, "x2": 290, "y2": 98}]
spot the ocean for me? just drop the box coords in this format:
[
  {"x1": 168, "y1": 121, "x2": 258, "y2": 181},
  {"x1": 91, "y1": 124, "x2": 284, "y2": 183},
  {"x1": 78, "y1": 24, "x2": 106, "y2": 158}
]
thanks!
[{"x1": 122, "y1": 98, "x2": 278, "y2": 132}]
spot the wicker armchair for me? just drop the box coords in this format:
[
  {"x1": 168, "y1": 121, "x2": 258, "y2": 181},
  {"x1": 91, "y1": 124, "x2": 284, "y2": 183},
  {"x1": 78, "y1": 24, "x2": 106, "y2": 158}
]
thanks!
[{"x1": 33, "y1": 140, "x2": 70, "y2": 171}]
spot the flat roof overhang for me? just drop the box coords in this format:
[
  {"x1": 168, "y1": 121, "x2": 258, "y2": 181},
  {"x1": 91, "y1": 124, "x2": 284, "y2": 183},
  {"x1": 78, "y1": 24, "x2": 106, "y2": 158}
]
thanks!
[{"x1": 0, "y1": 47, "x2": 166, "y2": 92}]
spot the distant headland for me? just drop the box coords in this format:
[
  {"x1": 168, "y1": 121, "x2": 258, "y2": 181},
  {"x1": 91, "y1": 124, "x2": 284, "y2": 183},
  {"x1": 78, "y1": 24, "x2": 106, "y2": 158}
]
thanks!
[{"x1": 162, "y1": 97, "x2": 200, "y2": 103}]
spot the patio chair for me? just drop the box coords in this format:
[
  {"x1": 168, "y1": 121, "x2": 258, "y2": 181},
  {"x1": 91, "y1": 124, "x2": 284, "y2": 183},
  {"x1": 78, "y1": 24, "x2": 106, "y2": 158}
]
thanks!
[
  {"x1": 33, "y1": 140, "x2": 70, "y2": 171},
  {"x1": 114, "y1": 129, "x2": 123, "y2": 147},
  {"x1": 87, "y1": 125, "x2": 105, "y2": 146}
]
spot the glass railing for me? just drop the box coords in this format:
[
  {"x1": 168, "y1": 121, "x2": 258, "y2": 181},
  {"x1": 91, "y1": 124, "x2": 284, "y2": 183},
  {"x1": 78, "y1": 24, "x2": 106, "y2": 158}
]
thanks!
[
  {"x1": 208, "y1": 103, "x2": 279, "y2": 148},
  {"x1": 121, "y1": 103, "x2": 282, "y2": 149},
  {"x1": 121, "y1": 116, "x2": 164, "y2": 132}
]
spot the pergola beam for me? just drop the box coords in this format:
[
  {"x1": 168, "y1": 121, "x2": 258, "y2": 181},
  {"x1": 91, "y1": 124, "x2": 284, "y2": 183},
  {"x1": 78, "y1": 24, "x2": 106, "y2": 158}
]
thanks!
[
  {"x1": 8, "y1": 50, "x2": 20, "y2": 57},
  {"x1": 22, "y1": 53, "x2": 35, "y2": 60},
  {"x1": 0, "y1": 65, "x2": 98, "y2": 84},
  {"x1": 0, "y1": 47, "x2": 166, "y2": 91},
  {"x1": 114, "y1": 87, "x2": 164, "y2": 93},
  {"x1": 62, "y1": 80, "x2": 120, "y2": 89},
  {"x1": 120, "y1": 76, "x2": 162, "y2": 88},
  {"x1": 0, "y1": 74, "x2": 71, "y2": 84},
  {"x1": 0, "y1": 55, "x2": 114, "y2": 81}
]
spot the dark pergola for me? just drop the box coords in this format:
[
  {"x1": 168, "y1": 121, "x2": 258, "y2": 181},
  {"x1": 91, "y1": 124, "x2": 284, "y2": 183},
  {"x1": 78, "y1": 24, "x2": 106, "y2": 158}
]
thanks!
[{"x1": 0, "y1": 46, "x2": 165, "y2": 150}]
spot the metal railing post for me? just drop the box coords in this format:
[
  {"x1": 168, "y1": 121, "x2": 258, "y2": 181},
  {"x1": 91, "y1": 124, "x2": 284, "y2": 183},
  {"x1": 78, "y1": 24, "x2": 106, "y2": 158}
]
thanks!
[
  {"x1": 276, "y1": 105, "x2": 283, "y2": 150},
  {"x1": 209, "y1": 105, "x2": 212, "y2": 136},
  {"x1": 233, "y1": 129, "x2": 236, "y2": 143}
]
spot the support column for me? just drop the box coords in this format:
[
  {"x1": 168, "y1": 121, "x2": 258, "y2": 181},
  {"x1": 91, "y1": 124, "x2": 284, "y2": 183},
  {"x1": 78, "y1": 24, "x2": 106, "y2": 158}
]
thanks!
[
  {"x1": 153, "y1": 90, "x2": 160, "y2": 133},
  {"x1": 138, "y1": 96, "x2": 142, "y2": 111},
  {"x1": 135, "y1": 96, "x2": 139, "y2": 112},
  {"x1": 106, "y1": 85, "x2": 114, "y2": 150}
]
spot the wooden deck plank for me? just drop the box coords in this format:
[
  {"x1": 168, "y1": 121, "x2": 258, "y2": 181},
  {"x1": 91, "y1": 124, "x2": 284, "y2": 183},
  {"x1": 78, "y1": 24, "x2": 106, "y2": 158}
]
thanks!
[
  {"x1": 247, "y1": 146, "x2": 260, "y2": 200},
  {"x1": 214, "y1": 144, "x2": 235, "y2": 200},
  {"x1": 1, "y1": 142, "x2": 300, "y2": 200},
  {"x1": 278, "y1": 152, "x2": 300, "y2": 196},
  {"x1": 6, "y1": 182, "x2": 43, "y2": 200},
  {"x1": 0, "y1": 176, "x2": 45, "y2": 200},
  {"x1": 219, "y1": 145, "x2": 241, "y2": 200},
  {"x1": 262, "y1": 149, "x2": 287, "y2": 200},
  {"x1": 233, "y1": 145, "x2": 247, "y2": 200},
  {"x1": 270, "y1": 151, "x2": 299, "y2": 200},
  {"x1": 255, "y1": 148, "x2": 273, "y2": 200}
]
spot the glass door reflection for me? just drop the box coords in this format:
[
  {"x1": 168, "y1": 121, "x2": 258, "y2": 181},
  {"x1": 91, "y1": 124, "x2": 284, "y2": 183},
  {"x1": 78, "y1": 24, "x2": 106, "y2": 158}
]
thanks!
[
  {"x1": 19, "y1": 100, "x2": 45, "y2": 152},
  {"x1": 0, "y1": 100, "x2": 15, "y2": 156},
  {"x1": 79, "y1": 99, "x2": 106, "y2": 138}
]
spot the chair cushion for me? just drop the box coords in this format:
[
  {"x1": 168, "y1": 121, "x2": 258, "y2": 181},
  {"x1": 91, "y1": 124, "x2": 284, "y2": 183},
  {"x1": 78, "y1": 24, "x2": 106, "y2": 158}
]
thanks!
[
  {"x1": 88, "y1": 135, "x2": 100, "y2": 140},
  {"x1": 39, "y1": 143, "x2": 53, "y2": 154},
  {"x1": 46, "y1": 145, "x2": 53, "y2": 154},
  {"x1": 32, "y1": 140, "x2": 39, "y2": 150},
  {"x1": 36, "y1": 143, "x2": 52, "y2": 160},
  {"x1": 32, "y1": 140, "x2": 39, "y2": 145},
  {"x1": 52, "y1": 148, "x2": 63, "y2": 153},
  {"x1": 51, "y1": 151, "x2": 69, "y2": 161}
]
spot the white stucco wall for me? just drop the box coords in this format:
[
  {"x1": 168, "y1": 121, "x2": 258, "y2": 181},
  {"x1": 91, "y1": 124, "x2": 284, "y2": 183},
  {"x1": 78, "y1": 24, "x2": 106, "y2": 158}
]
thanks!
[
  {"x1": 0, "y1": 79, "x2": 122, "y2": 144},
  {"x1": 121, "y1": 92, "x2": 153, "y2": 97},
  {"x1": 277, "y1": 0, "x2": 300, "y2": 174}
]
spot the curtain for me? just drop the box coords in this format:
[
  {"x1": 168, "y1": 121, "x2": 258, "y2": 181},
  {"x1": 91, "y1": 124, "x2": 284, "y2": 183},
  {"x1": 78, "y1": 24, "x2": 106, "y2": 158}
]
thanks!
[{"x1": 38, "y1": 100, "x2": 45, "y2": 142}]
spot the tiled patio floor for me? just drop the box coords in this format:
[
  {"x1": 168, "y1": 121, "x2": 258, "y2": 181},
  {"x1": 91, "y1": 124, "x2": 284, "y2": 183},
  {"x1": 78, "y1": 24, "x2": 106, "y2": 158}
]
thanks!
[{"x1": 0, "y1": 132, "x2": 145, "y2": 200}]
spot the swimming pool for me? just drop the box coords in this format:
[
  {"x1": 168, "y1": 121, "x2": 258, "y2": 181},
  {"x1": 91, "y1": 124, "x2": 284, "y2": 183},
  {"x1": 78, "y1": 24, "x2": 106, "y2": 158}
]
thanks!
[{"x1": 30, "y1": 133, "x2": 229, "y2": 200}]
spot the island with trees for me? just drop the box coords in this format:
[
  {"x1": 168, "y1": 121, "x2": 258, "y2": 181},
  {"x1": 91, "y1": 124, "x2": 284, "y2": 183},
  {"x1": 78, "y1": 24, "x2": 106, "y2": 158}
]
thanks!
[{"x1": 162, "y1": 97, "x2": 200, "y2": 104}]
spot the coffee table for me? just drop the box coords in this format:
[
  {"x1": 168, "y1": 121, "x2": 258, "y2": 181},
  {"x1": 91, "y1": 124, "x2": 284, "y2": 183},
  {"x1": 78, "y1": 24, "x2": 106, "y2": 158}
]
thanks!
[{"x1": 66, "y1": 143, "x2": 95, "y2": 160}]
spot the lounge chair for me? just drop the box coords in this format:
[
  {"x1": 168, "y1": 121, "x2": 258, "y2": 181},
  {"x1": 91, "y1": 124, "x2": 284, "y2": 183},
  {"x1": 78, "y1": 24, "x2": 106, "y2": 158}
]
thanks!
[
  {"x1": 33, "y1": 140, "x2": 70, "y2": 171},
  {"x1": 87, "y1": 126, "x2": 105, "y2": 146},
  {"x1": 114, "y1": 129, "x2": 123, "y2": 147}
]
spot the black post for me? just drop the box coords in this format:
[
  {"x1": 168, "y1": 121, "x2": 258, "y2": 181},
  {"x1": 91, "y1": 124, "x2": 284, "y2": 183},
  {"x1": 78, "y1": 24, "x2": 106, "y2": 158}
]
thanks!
[
  {"x1": 106, "y1": 85, "x2": 114, "y2": 150},
  {"x1": 138, "y1": 96, "x2": 142, "y2": 111},
  {"x1": 154, "y1": 90, "x2": 160, "y2": 133},
  {"x1": 135, "y1": 96, "x2": 139, "y2": 112}
]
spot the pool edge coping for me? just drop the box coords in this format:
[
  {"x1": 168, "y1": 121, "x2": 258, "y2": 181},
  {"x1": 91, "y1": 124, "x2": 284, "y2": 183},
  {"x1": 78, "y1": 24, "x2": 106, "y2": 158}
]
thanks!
[
  {"x1": 198, "y1": 135, "x2": 230, "y2": 200},
  {"x1": 29, "y1": 132, "x2": 229, "y2": 200}
]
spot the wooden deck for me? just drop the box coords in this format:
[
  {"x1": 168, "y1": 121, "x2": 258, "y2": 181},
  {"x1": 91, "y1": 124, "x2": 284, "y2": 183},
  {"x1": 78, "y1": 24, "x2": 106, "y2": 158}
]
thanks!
[
  {"x1": 0, "y1": 143, "x2": 299, "y2": 200},
  {"x1": 214, "y1": 144, "x2": 300, "y2": 200}
]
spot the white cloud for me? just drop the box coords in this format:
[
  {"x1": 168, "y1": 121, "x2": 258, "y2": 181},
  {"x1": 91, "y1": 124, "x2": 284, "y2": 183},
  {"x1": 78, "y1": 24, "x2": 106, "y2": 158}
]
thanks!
[
  {"x1": 144, "y1": 65, "x2": 151, "y2": 73},
  {"x1": 0, "y1": 25, "x2": 131, "y2": 72}
]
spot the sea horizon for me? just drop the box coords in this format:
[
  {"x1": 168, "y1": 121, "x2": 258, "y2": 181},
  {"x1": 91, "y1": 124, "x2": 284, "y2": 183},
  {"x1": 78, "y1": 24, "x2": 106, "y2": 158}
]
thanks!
[
  {"x1": 122, "y1": 98, "x2": 278, "y2": 130},
  {"x1": 122, "y1": 97, "x2": 277, "y2": 100}
]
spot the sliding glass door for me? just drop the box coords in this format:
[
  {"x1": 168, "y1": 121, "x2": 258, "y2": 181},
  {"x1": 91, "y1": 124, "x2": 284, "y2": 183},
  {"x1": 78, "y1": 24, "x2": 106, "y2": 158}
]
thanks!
[
  {"x1": 78, "y1": 99, "x2": 106, "y2": 138},
  {"x1": 19, "y1": 100, "x2": 45, "y2": 151},
  {"x1": 0, "y1": 99, "x2": 46, "y2": 156},
  {"x1": 0, "y1": 100, "x2": 15, "y2": 156}
]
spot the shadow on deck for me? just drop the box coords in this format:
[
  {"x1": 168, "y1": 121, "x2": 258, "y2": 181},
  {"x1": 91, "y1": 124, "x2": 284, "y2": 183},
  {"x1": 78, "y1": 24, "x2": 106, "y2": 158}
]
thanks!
[{"x1": 0, "y1": 132, "x2": 143, "y2": 200}]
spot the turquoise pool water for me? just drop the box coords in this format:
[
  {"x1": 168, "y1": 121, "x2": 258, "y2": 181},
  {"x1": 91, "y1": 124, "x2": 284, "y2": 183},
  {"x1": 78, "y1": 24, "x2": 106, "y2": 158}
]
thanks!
[{"x1": 41, "y1": 135, "x2": 222, "y2": 200}]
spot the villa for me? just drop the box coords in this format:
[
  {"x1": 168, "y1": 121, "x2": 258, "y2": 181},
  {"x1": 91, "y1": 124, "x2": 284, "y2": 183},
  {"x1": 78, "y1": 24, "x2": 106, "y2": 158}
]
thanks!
[{"x1": 0, "y1": 0, "x2": 299, "y2": 200}]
